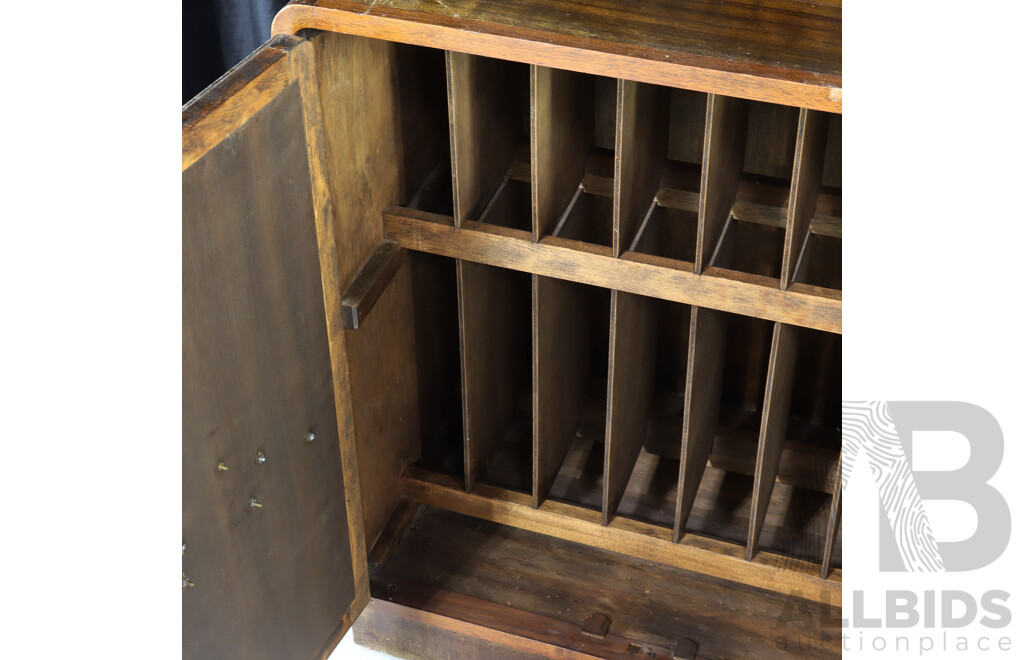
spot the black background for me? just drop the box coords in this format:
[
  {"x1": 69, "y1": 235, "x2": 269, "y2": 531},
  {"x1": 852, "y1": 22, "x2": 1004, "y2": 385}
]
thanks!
[{"x1": 183, "y1": 0, "x2": 289, "y2": 103}]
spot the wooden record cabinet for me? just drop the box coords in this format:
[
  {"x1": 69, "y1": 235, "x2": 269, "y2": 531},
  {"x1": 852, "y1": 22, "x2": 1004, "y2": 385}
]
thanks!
[{"x1": 182, "y1": 1, "x2": 842, "y2": 658}]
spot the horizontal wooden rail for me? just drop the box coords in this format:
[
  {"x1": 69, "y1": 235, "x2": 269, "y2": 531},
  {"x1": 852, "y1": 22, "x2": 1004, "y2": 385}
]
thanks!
[
  {"x1": 383, "y1": 206, "x2": 841, "y2": 334},
  {"x1": 402, "y1": 466, "x2": 840, "y2": 606}
]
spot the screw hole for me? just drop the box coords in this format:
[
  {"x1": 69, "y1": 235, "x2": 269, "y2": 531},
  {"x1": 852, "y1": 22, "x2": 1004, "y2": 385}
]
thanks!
[{"x1": 387, "y1": 584, "x2": 397, "y2": 592}]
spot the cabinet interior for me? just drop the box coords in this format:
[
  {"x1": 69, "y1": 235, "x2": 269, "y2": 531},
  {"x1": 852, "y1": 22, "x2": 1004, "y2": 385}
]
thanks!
[{"x1": 325, "y1": 35, "x2": 842, "y2": 600}]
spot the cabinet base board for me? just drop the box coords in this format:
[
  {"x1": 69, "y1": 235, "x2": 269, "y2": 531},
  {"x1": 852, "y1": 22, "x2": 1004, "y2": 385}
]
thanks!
[
  {"x1": 403, "y1": 466, "x2": 840, "y2": 606},
  {"x1": 362, "y1": 505, "x2": 840, "y2": 659}
]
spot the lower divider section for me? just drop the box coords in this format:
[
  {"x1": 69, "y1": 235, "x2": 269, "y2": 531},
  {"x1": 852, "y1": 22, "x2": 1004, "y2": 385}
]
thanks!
[
  {"x1": 674, "y1": 306, "x2": 728, "y2": 541},
  {"x1": 443, "y1": 253, "x2": 840, "y2": 566},
  {"x1": 532, "y1": 276, "x2": 610, "y2": 508},
  {"x1": 610, "y1": 297, "x2": 694, "y2": 530},
  {"x1": 663, "y1": 311, "x2": 775, "y2": 552},
  {"x1": 748, "y1": 322, "x2": 801, "y2": 559},
  {"x1": 822, "y1": 457, "x2": 842, "y2": 579},
  {"x1": 409, "y1": 253, "x2": 464, "y2": 479},
  {"x1": 749, "y1": 324, "x2": 841, "y2": 564},
  {"x1": 603, "y1": 291, "x2": 659, "y2": 525},
  {"x1": 458, "y1": 260, "x2": 533, "y2": 493}
]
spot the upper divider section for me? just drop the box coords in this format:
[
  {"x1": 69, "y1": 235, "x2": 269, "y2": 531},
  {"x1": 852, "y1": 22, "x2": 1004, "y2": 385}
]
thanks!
[
  {"x1": 446, "y1": 52, "x2": 530, "y2": 228},
  {"x1": 531, "y1": 68, "x2": 617, "y2": 247},
  {"x1": 614, "y1": 80, "x2": 670, "y2": 257},
  {"x1": 272, "y1": 0, "x2": 842, "y2": 113},
  {"x1": 696, "y1": 94, "x2": 748, "y2": 275},
  {"x1": 781, "y1": 109, "x2": 831, "y2": 289}
]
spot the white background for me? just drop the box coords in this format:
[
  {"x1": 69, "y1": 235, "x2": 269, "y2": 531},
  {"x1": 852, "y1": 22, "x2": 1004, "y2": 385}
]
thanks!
[
  {"x1": 843, "y1": 2, "x2": 1024, "y2": 658},
  {"x1": 0, "y1": 1, "x2": 1021, "y2": 658}
]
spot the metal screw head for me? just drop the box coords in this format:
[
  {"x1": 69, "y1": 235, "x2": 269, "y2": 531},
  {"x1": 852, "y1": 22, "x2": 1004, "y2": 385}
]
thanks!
[
  {"x1": 183, "y1": 573, "x2": 195, "y2": 588},
  {"x1": 305, "y1": 431, "x2": 315, "y2": 443},
  {"x1": 256, "y1": 451, "x2": 266, "y2": 464},
  {"x1": 249, "y1": 498, "x2": 263, "y2": 509},
  {"x1": 182, "y1": 543, "x2": 186, "y2": 555}
]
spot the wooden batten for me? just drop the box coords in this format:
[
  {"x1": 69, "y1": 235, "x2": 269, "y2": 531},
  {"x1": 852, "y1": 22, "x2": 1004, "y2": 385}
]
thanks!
[
  {"x1": 531, "y1": 66, "x2": 592, "y2": 241},
  {"x1": 673, "y1": 306, "x2": 728, "y2": 541},
  {"x1": 341, "y1": 241, "x2": 407, "y2": 330},
  {"x1": 746, "y1": 322, "x2": 800, "y2": 560},
  {"x1": 613, "y1": 80, "x2": 669, "y2": 257},
  {"x1": 602, "y1": 291, "x2": 658, "y2": 525},
  {"x1": 781, "y1": 108, "x2": 830, "y2": 289},
  {"x1": 695, "y1": 94, "x2": 748, "y2": 274}
]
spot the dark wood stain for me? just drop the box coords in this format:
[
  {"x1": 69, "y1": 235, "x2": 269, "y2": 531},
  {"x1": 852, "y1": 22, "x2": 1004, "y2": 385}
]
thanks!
[
  {"x1": 273, "y1": 0, "x2": 842, "y2": 111},
  {"x1": 184, "y1": 2, "x2": 843, "y2": 655},
  {"x1": 182, "y1": 82, "x2": 356, "y2": 659},
  {"x1": 377, "y1": 506, "x2": 841, "y2": 659}
]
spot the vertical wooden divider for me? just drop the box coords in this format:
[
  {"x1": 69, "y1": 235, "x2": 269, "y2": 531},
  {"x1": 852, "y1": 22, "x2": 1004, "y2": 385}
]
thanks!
[
  {"x1": 531, "y1": 66, "x2": 594, "y2": 506},
  {"x1": 822, "y1": 452, "x2": 842, "y2": 578},
  {"x1": 603, "y1": 290, "x2": 657, "y2": 525},
  {"x1": 457, "y1": 261, "x2": 528, "y2": 492},
  {"x1": 531, "y1": 66, "x2": 591, "y2": 240},
  {"x1": 446, "y1": 51, "x2": 522, "y2": 227},
  {"x1": 602, "y1": 79, "x2": 666, "y2": 525},
  {"x1": 695, "y1": 94, "x2": 748, "y2": 274},
  {"x1": 746, "y1": 322, "x2": 800, "y2": 560},
  {"x1": 532, "y1": 275, "x2": 590, "y2": 506},
  {"x1": 672, "y1": 93, "x2": 747, "y2": 540},
  {"x1": 612, "y1": 79, "x2": 668, "y2": 256},
  {"x1": 448, "y1": 51, "x2": 530, "y2": 492},
  {"x1": 780, "y1": 108, "x2": 830, "y2": 288},
  {"x1": 672, "y1": 306, "x2": 728, "y2": 542}
]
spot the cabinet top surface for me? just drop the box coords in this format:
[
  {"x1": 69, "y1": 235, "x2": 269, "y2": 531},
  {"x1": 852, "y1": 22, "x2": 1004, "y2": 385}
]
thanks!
[{"x1": 274, "y1": 0, "x2": 841, "y2": 111}]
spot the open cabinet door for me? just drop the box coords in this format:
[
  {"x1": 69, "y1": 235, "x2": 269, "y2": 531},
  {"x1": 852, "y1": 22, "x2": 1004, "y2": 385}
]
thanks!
[{"x1": 182, "y1": 33, "x2": 368, "y2": 660}]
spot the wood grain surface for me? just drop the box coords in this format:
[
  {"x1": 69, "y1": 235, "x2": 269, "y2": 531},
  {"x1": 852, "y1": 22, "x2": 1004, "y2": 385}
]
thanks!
[
  {"x1": 673, "y1": 306, "x2": 728, "y2": 540},
  {"x1": 532, "y1": 276, "x2": 593, "y2": 507},
  {"x1": 603, "y1": 290, "x2": 658, "y2": 524},
  {"x1": 183, "y1": 74, "x2": 358, "y2": 659},
  {"x1": 613, "y1": 79, "x2": 669, "y2": 256},
  {"x1": 403, "y1": 467, "x2": 840, "y2": 606},
  {"x1": 748, "y1": 322, "x2": 801, "y2": 559},
  {"x1": 182, "y1": 34, "x2": 300, "y2": 170},
  {"x1": 272, "y1": 0, "x2": 842, "y2": 112},
  {"x1": 531, "y1": 66, "x2": 592, "y2": 241},
  {"x1": 376, "y1": 505, "x2": 841, "y2": 657}
]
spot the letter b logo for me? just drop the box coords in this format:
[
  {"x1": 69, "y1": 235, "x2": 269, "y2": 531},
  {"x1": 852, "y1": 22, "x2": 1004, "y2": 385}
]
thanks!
[{"x1": 843, "y1": 401, "x2": 1011, "y2": 572}]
